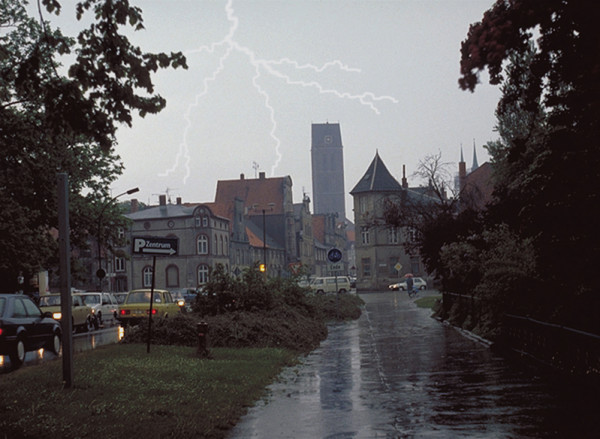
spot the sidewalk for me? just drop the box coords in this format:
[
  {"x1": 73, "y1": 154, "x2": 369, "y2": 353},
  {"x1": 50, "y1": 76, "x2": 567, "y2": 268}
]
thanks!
[{"x1": 228, "y1": 290, "x2": 600, "y2": 438}]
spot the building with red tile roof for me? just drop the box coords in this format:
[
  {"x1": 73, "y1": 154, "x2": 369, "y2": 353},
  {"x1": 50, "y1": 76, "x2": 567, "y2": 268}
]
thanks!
[{"x1": 215, "y1": 172, "x2": 297, "y2": 273}]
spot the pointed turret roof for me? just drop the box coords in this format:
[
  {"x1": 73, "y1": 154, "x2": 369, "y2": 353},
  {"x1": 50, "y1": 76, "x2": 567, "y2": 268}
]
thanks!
[
  {"x1": 350, "y1": 151, "x2": 402, "y2": 194},
  {"x1": 471, "y1": 140, "x2": 479, "y2": 171}
]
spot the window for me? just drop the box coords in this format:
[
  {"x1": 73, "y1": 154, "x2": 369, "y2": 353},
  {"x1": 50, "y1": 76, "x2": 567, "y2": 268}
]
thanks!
[
  {"x1": 195, "y1": 217, "x2": 201, "y2": 227},
  {"x1": 197, "y1": 235, "x2": 209, "y2": 254},
  {"x1": 361, "y1": 258, "x2": 371, "y2": 277},
  {"x1": 388, "y1": 227, "x2": 399, "y2": 244},
  {"x1": 115, "y1": 257, "x2": 125, "y2": 272},
  {"x1": 411, "y1": 260, "x2": 421, "y2": 275},
  {"x1": 361, "y1": 227, "x2": 370, "y2": 245},
  {"x1": 166, "y1": 265, "x2": 179, "y2": 287},
  {"x1": 12, "y1": 298, "x2": 27, "y2": 318},
  {"x1": 220, "y1": 236, "x2": 224, "y2": 255},
  {"x1": 117, "y1": 227, "x2": 125, "y2": 239},
  {"x1": 359, "y1": 197, "x2": 367, "y2": 213},
  {"x1": 197, "y1": 264, "x2": 209, "y2": 284},
  {"x1": 202, "y1": 216, "x2": 208, "y2": 227},
  {"x1": 22, "y1": 298, "x2": 41, "y2": 317},
  {"x1": 142, "y1": 266, "x2": 153, "y2": 288}
]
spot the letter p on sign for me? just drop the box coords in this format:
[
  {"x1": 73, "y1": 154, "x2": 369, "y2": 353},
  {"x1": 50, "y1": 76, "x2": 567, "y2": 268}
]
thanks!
[{"x1": 133, "y1": 238, "x2": 146, "y2": 253}]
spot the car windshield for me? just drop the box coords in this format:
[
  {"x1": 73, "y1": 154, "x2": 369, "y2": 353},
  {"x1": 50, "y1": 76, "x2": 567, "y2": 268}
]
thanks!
[
  {"x1": 0, "y1": 297, "x2": 5, "y2": 314},
  {"x1": 39, "y1": 296, "x2": 61, "y2": 306},
  {"x1": 82, "y1": 295, "x2": 100, "y2": 305}
]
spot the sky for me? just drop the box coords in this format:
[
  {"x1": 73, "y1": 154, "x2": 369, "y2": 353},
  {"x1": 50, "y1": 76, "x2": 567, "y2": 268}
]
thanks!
[{"x1": 53, "y1": 0, "x2": 502, "y2": 219}]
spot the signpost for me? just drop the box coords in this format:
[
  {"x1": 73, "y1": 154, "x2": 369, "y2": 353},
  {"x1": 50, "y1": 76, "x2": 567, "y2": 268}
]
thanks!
[
  {"x1": 327, "y1": 248, "x2": 343, "y2": 318},
  {"x1": 327, "y1": 248, "x2": 342, "y2": 264},
  {"x1": 132, "y1": 236, "x2": 178, "y2": 353},
  {"x1": 133, "y1": 237, "x2": 178, "y2": 256},
  {"x1": 394, "y1": 262, "x2": 403, "y2": 282}
]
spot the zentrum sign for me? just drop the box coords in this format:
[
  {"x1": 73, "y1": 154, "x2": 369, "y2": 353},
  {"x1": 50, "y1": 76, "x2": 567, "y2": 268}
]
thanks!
[{"x1": 132, "y1": 236, "x2": 178, "y2": 256}]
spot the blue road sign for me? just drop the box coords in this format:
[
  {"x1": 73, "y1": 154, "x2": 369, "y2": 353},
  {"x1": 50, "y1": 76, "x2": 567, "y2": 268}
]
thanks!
[{"x1": 327, "y1": 248, "x2": 342, "y2": 263}]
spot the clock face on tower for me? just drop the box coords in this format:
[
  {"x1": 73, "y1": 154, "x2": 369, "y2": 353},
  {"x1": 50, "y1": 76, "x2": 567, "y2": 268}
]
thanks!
[{"x1": 324, "y1": 135, "x2": 333, "y2": 144}]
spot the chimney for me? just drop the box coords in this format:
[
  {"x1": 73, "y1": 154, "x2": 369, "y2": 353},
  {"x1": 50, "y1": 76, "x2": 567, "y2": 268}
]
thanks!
[
  {"x1": 240, "y1": 173, "x2": 245, "y2": 180},
  {"x1": 176, "y1": 197, "x2": 182, "y2": 205},
  {"x1": 259, "y1": 171, "x2": 266, "y2": 180},
  {"x1": 401, "y1": 164, "x2": 408, "y2": 189},
  {"x1": 159, "y1": 194, "x2": 167, "y2": 206},
  {"x1": 131, "y1": 199, "x2": 139, "y2": 213}
]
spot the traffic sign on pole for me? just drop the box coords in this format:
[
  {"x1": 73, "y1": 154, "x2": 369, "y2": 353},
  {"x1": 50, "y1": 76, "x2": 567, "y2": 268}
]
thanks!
[
  {"x1": 132, "y1": 237, "x2": 178, "y2": 256},
  {"x1": 328, "y1": 263, "x2": 343, "y2": 272},
  {"x1": 327, "y1": 248, "x2": 342, "y2": 263}
]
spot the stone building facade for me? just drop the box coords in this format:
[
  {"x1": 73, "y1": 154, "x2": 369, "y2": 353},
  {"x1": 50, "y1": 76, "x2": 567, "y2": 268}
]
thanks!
[
  {"x1": 351, "y1": 152, "x2": 428, "y2": 291},
  {"x1": 123, "y1": 196, "x2": 230, "y2": 291}
]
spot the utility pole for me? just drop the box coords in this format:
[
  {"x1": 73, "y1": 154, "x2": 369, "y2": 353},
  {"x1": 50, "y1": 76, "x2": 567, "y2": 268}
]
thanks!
[{"x1": 57, "y1": 173, "x2": 73, "y2": 388}]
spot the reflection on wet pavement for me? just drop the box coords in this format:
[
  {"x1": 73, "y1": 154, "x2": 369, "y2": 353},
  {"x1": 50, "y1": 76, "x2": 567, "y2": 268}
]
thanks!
[
  {"x1": 0, "y1": 325, "x2": 123, "y2": 373},
  {"x1": 229, "y1": 291, "x2": 600, "y2": 438}
]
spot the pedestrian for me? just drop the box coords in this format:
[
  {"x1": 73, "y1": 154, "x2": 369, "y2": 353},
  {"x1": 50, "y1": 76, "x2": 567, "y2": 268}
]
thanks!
[{"x1": 406, "y1": 275, "x2": 413, "y2": 295}]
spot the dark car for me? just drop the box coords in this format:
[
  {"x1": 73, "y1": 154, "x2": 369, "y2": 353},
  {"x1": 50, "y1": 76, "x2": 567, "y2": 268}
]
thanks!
[{"x1": 0, "y1": 294, "x2": 62, "y2": 368}]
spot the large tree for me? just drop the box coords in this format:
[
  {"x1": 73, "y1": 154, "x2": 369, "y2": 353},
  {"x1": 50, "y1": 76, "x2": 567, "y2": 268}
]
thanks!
[
  {"x1": 0, "y1": 0, "x2": 187, "y2": 291},
  {"x1": 459, "y1": 0, "x2": 600, "y2": 298}
]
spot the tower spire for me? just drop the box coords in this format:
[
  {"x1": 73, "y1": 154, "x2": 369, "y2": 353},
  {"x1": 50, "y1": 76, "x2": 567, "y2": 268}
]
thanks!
[{"x1": 472, "y1": 139, "x2": 479, "y2": 171}]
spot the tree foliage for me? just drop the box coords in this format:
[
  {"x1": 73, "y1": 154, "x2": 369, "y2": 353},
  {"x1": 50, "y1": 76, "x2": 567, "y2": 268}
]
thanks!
[
  {"x1": 459, "y1": 0, "x2": 600, "y2": 296},
  {"x1": 383, "y1": 1, "x2": 599, "y2": 334},
  {"x1": 382, "y1": 152, "x2": 484, "y2": 281},
  {"x1": 0, "y1": 0, "x2": 187, "y2": 290}
]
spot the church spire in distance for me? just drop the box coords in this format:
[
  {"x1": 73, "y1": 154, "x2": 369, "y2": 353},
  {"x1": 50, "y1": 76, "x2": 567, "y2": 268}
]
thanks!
[{"x1": 472, "y1": 139, "x2": 479, "y2": 171}]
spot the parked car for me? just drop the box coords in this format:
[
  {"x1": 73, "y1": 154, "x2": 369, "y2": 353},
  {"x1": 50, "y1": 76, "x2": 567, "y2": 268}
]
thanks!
[
  {"x1": 117, "y1": 289, "x2": 181, "y2": 325},
  {"x1": 38, "y1": 294, "x2": 98, "y2": 332},
  {"x1": 309, "y1": 276, "x2": 352, "y2": 294},
  {"x1": 0, "y1": 294, "x2": 62, "y2": 368},
  {"x1": 388, "y1": 277, "x2": 427, "y2": 291},
  {"x1": 76, "y1": 292, "x2": 119, "y2": 327}
]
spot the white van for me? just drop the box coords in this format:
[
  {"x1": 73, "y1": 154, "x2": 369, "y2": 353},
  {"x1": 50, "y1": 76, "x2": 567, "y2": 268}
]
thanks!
[{"x1": 309, "y1": 276, "x2": 351, "y2": 294}]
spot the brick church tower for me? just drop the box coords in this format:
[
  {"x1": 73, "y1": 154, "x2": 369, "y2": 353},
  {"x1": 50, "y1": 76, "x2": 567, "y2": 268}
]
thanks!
[{"x1": 311, "y1": 122, "x2": 346, "y2": 220}]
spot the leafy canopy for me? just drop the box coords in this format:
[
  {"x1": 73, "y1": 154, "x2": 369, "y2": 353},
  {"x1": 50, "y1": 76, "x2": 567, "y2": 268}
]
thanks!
[{"x1": 0, "y1": 0, "x2": 187, "y2": 289}]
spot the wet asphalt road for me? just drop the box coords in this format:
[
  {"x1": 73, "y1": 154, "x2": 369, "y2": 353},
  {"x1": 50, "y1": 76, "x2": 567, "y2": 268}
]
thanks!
[{"x1": 229, "y1": 291, "x2": 600, "y2": 438}]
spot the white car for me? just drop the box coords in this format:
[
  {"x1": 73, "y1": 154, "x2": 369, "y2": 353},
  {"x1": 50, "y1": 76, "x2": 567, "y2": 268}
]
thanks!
[
  {"x1": 388, "y1": 277, "x2": 427, "y2": 291},
  {"x1": 76, "y1": 292, "x2": 119, "y2": 327}
]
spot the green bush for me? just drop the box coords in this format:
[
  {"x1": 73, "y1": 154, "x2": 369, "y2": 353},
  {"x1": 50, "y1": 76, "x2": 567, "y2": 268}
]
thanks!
[{"x1": 122, "y1": 267, "x2": 364, "y2": 353}]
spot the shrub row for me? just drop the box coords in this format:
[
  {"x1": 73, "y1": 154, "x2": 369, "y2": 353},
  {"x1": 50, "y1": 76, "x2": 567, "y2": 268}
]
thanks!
[{"x1": 122, "y1": 266, "x2": 364, "y2": 353}]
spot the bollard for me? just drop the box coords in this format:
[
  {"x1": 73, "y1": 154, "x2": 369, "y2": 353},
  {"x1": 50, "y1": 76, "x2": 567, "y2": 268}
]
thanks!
[{"x1": 197, "y1": 321, "x2": 210, "y2": 358}]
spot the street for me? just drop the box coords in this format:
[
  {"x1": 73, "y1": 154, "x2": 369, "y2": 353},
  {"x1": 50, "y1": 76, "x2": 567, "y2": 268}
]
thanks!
[
  {"x1": 0, "y1": 324, "x2": 122, "y2": 373},
  {"x1": 229, "y1": 291, "x2": 600, "y2": 438}
]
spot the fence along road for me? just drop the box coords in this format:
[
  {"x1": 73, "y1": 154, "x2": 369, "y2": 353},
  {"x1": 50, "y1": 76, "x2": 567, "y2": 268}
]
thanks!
[{"x1": 229, "y1": 291, "x2": 600, "y2": 438}]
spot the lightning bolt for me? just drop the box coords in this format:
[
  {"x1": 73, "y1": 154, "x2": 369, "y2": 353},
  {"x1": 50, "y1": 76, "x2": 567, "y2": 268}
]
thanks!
[{"x1": 160, "y1": 0, "x2": 398, "y2": 183}]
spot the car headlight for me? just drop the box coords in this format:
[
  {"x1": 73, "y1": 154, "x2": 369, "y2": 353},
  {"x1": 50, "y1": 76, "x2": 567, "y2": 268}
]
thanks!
[
  {"x1": 52, "y1": 312, "x2": 62, "y2": 320},
  {"x1": 177, "y1": 299, "x2": 185, "y2": 307}
]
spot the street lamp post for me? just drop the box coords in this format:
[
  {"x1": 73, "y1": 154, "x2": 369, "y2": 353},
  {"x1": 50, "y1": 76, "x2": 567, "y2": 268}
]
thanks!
[
  {"x1": 96, "y1": 187, "x2": 139, "y2": 290},
  {"x1": 262, "y1": 209, "x2": 267, "y2": 276}
]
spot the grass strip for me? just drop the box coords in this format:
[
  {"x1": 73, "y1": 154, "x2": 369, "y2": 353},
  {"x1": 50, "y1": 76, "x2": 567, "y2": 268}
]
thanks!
[
  {"x1": 414, "y1": 295, "x2": 442, "y2": 309},
  {"x1": 0, "y1": 344, "x2": 296, "y2": 439}
]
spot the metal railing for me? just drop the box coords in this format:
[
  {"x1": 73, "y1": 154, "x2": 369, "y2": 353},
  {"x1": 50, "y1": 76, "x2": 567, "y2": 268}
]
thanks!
[{"x1": 441, "y1": 291, "x2": 600, "y2": 380}]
